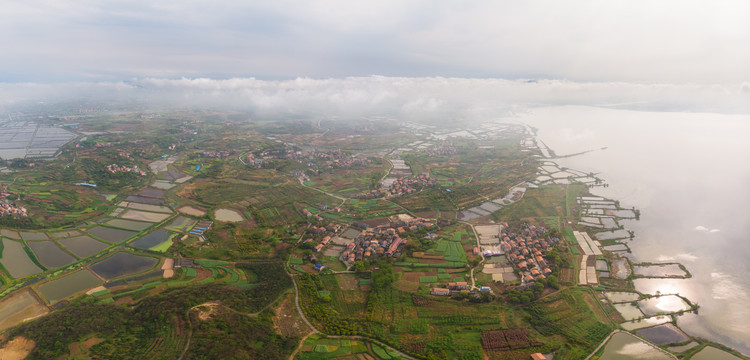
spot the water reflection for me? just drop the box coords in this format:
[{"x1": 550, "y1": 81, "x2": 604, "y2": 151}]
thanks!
[{"x1": 519, "y1": 105, "x2": 750, "y2": 355}]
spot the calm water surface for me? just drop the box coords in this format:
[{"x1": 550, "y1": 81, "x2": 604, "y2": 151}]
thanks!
[{"x1": 518, "y1": 106, "x2": 750, "y2": 355}]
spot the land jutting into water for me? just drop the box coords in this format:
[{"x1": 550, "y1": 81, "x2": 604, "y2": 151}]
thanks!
[{"x1": 0, "y1": 105, "x2": 746, "y2": 360}]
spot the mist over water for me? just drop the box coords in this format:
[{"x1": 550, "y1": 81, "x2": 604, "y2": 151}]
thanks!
[{"x1": 518, "y1": 106, "x2": 750, "y2": 355}]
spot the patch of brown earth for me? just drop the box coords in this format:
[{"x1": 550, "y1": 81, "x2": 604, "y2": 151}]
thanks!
[
  {"x1": 194, "y1": 268, "x2": 213, "y2": 282},
  {"x1": 67, "y1": 337, "x2": 103, "y2": 358},
  {"x1": 0, "y1": 336, "x2": 35, "y2": 360},
  {"x1": 273, "y1": 294, "x2": 310, "y2": 337},
  {"x1": 112, "y1": 296, "x2": 133, "y2": 306},
  {"x1": 193, "y1": 301, "x2": 221, "y2": 321}
]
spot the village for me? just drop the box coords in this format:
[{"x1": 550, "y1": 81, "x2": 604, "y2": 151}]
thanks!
[
  {"x1": 105, "y1": 163, "x2": 147, "y2": 176},
  {"x1": 0, "y1": 195, "x2": 27, "y2": 217},
  {"x1": 356, "y1": 172, "x2": 437, "y2": 199}
]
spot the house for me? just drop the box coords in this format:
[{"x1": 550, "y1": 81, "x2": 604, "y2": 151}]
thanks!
[
  {"x1": 479, "y1": 286, "x2": 491, "y2": 292},
  {"x1": 314, "y1": 264, "x2": 325, "y2": 271},
  {"x1": 530, "y1": 353, "x2": 547, "y2": 360},
  {"x1": 431, "y1": 288, "x2": 451, "y2": 296},
  {"x1": 448, "y1": 282, "x2": 468, "y2": 290}
]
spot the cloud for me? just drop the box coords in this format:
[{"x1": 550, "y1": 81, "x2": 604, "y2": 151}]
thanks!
[
  {"x1": 657, "y1": 253, "x2": 699, "y2": 262},
  {"x1": 0, "y1": 1, "x2": 748, "y2": 83},
  {"x1": 1, "y1": 77, "x2": 748, "y2": 119},
  {"x1": 695, "y1": 225, "x2": 721, "y2": 233}
]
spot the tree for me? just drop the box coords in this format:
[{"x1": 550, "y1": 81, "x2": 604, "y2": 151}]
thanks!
[{"x1": 547, "y1": 275, "x2": 559, "y2": 289}]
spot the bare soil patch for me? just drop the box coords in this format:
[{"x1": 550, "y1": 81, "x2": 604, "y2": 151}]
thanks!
[
  {"x1": 194, "y1": 268, "x2": 213, "y2": 282},
  {"x1": 0, "y1": 336, "x2": 35, "y2": 360},
  {"x1": 273, "y1": 294, "x2": 310, "y2": 337},
  {"x1": 194, "y1": 301, "x2": 221, "y2": 321},
  {"x1": 214, "y1": 208, "x2": 244, "y2": 222},
  {"x1": 67, "y1": 337, "x2": 103, "y2": 358},
  {"x1": 337, "y1": 274, "x2": 359, "y2": 290}
]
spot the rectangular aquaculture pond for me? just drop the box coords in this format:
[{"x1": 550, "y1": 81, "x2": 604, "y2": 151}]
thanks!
[
  {"x1": 130, "y1": 229, "x2": 175, "y2": 251},
  {"x1": 59, "y1": 235, "x2": 110, "y2": 258},
  {"x1": 90, "y1": 252, "x2": 158, "y2": 280},
  {"x1": 106, "y1": 218, "x2": 154, "y2": 231},
  {"x1": 28, "y1": 241, "x2": 76, "y2": 268},
  {"x1": 0, "y1": 238, "x2": 43, "y2": 278},
  {"x1": 38, "y1": 270, "x2": 102, "y2": 303},
  {"x1": 87, "y1": 226, "x2": 138, "y2": 243}
]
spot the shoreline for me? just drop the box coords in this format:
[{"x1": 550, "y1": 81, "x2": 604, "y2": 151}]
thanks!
[{"x1": 529, "y1": 130, "x2": 749, "y2": 359}]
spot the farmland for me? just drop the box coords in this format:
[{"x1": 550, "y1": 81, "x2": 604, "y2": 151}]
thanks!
[{"x1": 0, "y1": 112, "x2": 737, "y2": 360}]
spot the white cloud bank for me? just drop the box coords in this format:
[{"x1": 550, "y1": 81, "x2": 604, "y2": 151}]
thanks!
[{"x1": 1, "y1": 77, "x2": 748, "y2": 120}]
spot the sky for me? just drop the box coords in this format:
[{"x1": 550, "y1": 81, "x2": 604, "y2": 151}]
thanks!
[{"x1": 0, "y1": 0, "x2": 748, "y2": 84}]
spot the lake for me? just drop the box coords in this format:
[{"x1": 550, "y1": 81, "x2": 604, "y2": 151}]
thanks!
[{"x1": 519, "y1": 105, "x2": 750, "y2": 355}]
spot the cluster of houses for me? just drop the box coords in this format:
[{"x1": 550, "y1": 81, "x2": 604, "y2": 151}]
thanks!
[
  {"x1": 0, "y1": 195, "x2": 27, "y2": 217},
  {"x1": 302, "y1": 222, "x2": 345, "y2": 253},
  {"x1": 424, "y1": 141, "x2": 457, "y2": 157},
  {"x1": 356, "y1": 173, "x2": 437, "y2": 199},
  {"x1": 300, "y1": 205, "x2": 343, "y2": 222},
  {"x1": 199, "y1": 150, "x2": 233, "y2": 158},
  {"x1": 105, "y1": 163, "x2": 147, "y2": 176},
  {"x1": 502, "y1": 224, "x2": 558, "y2": 284},
  {"x1": 431, "y1": 282, "x2": 493, "y2": 296},
  {"x1": 339, "y1": 217, "x2": 435, "y2": 267}
]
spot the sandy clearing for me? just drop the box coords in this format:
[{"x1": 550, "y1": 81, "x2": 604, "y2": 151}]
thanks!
[
  {"x1": 0, "y1": 336, "x2": 35, "y2": 360},
  {"x1": 214, "y1": 208, "x2": 244, "y2": 222}
]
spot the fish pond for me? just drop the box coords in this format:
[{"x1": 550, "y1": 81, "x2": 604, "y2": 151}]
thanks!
[
  {"x1": 20, "y1": 232, "x2": 49, "y2": 241},
  {"x1": 635, "y1": 323, "x2": 689, "y2": 345},
  {"x1": 87, "y1": 226, "x2": 138, "y2": 243},
  {"x1": 28, "y1": 241, "x2": 76, "y2": 268},
  {"x1": 106, "y1": 218, "x2": 153, "y2": 231},
  {"x1": 37, "y1": 270, "x2": 102, "y2": 303},
  {"x1": 130, "y1": 229, "x2": 174, "y2": 251},
  {"x1": 598, "y1": 332, "x2": 674, "y2": 360},
  {"x1": 0, "y1": 238, "x2": 43, "y2": 278},
  {"x1": 596, "y1": 259, "x2": 609, "y2": 271},
  {"x1": 59, "y1": 235, "x2": 110, "y2": 258},
  {"x1": 633, "y1": 264, "x2": 687, "y2": 277},
  {"x1": 638, "y1": 295, "x2": 691, "y2": 316},
  {"x1": 165, "y1": 216, "x2": 196, "y2": 233},
  {"x1": 90, "y1": 252, "x2": 158, "y2": 280},
  {"x1": 691, "y1": 346, "x2": 742, "y2": 360},
  {"x1": 119, "y1": 209, "x2": 171, "y2": 222},
  {"x1": 621, "y1": 315, "x2": 671, "y2": 331},
  {"x1": 605, "y1": 291, "x2": 640, "y2": 303},
  {"x1": 613, "y1": 302, "x2": 644, "y2": 321}
]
